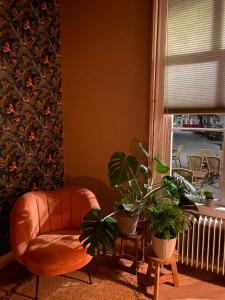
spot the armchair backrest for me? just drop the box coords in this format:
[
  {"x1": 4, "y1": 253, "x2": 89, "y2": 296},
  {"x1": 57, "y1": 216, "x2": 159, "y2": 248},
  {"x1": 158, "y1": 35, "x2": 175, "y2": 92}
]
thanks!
[{"x1": 10, "y1": 186, "x2": 100, "y2": 263}]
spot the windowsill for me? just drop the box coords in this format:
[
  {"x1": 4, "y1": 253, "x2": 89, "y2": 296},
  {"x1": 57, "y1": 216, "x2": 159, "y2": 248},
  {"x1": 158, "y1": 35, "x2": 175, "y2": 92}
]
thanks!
[{"x1": 196, "y1": 202, "x2": 225, "y2": 219}]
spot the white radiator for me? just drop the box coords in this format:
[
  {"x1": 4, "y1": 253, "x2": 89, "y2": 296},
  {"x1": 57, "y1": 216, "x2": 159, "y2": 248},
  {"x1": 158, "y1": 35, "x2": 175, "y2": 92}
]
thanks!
[{"x1": 177, "y1": 215, "x2": 225, "y2": 275}]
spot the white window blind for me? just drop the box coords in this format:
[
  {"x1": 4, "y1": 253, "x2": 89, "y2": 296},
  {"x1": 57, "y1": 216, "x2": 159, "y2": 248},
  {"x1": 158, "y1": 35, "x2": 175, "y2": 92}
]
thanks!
[{"x1": 164, "y1": 0, "x2": 225, "y2": 114}]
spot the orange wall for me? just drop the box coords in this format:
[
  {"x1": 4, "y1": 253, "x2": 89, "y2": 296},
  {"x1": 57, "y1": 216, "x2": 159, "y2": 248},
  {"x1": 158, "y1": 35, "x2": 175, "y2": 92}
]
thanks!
[{"x1": 60, "y1": 0, "x2": 151, "y2": 212}]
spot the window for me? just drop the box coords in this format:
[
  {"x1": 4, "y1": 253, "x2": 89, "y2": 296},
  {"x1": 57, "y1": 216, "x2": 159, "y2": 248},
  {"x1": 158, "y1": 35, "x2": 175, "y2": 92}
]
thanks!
[
  {"x1": 165, "y1": 0, "x2": 225, "y2": 205},
  {"x1": 171, "y1": 114, "x2": 224, "y2": 201}
]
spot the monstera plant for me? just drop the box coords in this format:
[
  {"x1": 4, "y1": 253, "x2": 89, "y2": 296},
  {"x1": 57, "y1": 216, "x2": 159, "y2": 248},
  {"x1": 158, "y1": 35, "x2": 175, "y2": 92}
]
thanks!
[
  {"x1": 107, "y1": 144, "x2": 170, "y2": 236},
  {"x1": 108, "y1": 146, "x2": 169, "y2": 214},
  {"x1": 79, "y1": 144, "x2": 199, "y2": 257}
]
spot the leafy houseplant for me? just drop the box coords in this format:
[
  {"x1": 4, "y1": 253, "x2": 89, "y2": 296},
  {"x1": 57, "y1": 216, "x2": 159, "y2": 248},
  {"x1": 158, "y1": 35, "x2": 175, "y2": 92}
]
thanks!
[
  {"x1": 147, "y1": 201, "x2": 184, "y2": 240},
  {"x1": 79, "y1": 144, "x2": 199, "y2": 257},
  {"x1": 146, "y1": 200, "x2": 184, "y2": 258},
  {"x1": 146, "y1": 172, "x2": 200, "y2": 258}
]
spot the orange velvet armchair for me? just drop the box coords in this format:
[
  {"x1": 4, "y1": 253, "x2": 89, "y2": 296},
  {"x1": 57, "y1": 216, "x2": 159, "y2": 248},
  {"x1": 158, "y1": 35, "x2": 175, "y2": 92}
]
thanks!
[{"x1": 10, "y1": 186, "x2": 100, "y2": 299}]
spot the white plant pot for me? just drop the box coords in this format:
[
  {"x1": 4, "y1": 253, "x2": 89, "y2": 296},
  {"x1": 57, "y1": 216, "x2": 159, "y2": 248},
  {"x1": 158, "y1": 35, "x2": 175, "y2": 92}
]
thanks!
[{"x1": 152, "y1": 235, "x2": 177, "y2": 259}]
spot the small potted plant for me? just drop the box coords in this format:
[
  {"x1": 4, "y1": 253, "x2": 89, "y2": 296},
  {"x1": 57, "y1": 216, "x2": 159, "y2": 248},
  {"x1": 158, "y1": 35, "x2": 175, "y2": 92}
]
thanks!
[{"x1": 198, "y1": 189, "x2": 214, "y2": 207}]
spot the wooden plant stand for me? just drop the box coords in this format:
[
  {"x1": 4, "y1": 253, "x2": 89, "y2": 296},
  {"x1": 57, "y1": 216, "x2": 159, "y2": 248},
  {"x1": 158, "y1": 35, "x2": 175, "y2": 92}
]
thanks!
[
  {"x1": 146, "y1": 252, "x2": 179, "y2": 300},
  {"x1": 113, "y1": 220, "x2": 147, "y2": 271}
]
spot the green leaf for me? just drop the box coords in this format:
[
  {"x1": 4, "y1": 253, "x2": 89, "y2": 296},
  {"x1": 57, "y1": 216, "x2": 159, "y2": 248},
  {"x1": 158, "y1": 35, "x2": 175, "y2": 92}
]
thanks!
[
  {"x1": 79, "y1": 228, "x2": 97, "y2": 241},
  {"x1": 79, "y1": 209, "x2": 118, "y2": 256},
  {"x1": 162, "y1": 176, "x2": 180, "y2": 199},
  {"x1": 80, "y1": 222, "x2": 96, "y2": 231},
  {"x1": 86, "y1": 240, "x2": 98, "y2": 256},
  {"x1": 139, "y1": 164, "x2": 151, "y2": 178},
  {"x1": 172, "y1": 172, "x2": 197, "y2": 195},
  {"x1": 144, "y1": 183, "x2": 150, "y2": 188},
  {"x1": 153, "y1": 157, "x2": 170, "y2": 174},
  {"x1": 108, "y1": 152, "x2": 138, "y2": 187},
  {"x1": 81, "y1": 237, "x2": 95, "y2": 249},
  {"x1": 128, "y1": 179, "x2": 141, "y2": 196},
  {"x1": 178, "y1": 195, "x2": 199, "y2": 212},
  {"x1": 102, "y1": 235, "x2": 115, "y2": 250},
  {"x1": 121, "y1": 203, "x2": 138, "y2": 211},
  {"x1": 104, "y1": 216, "x2": 118, "y2": 224},
  {"x1": 147, "y1": 201, "x2": 183, "y2": 239},
  {"x1": 83, "y1": 208, "x2": 103, "y2": 221}
]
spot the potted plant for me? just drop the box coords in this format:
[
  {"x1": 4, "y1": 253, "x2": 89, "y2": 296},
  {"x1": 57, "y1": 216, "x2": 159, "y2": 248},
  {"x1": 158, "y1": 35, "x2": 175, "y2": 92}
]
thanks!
[
  {"x1": 145, "y1": 171, "x2": 201, "y2": 259},
  {"x1": 146, "y1": 200, "x2": 184, "y2": 259},
  {"x1": 198, "y1": 189, "x2": 214, "y2": 207},
  {"x1": 79, "y1": 145, "x2": 199, "y2": 257},
  {"x1": 107, "y1": 145, "x2": 169, "y2": 234}
]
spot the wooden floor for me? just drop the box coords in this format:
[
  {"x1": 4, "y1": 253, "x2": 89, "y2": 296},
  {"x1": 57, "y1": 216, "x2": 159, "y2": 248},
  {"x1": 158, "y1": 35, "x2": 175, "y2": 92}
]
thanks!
[
  {"x1": 0, "y1": 259, "x2": 225, "y2": 300},
  {"x1": 138, "y1": 260, "x2": 225, "y2": 299}
]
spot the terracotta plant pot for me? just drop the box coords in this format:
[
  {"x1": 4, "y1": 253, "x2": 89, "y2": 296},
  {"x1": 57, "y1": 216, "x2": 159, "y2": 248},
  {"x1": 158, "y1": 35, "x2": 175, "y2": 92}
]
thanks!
[
  {"x1": 152, "y1": 235, "x2": 177, "y2": 259},
  {"x1": 205, "y1": 197, "x2": 214, "y2": 207}
]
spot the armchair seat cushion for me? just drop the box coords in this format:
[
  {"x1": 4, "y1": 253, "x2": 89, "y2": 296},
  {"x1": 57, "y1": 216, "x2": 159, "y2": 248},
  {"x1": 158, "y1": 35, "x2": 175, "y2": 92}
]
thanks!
[{"x1": 24, "y1": 229, "x2": 91, "y2": 276}]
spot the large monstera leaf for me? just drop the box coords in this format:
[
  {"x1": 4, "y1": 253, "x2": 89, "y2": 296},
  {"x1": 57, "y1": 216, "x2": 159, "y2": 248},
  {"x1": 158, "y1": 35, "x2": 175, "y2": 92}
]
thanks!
[
  {"x1": 79, "y1": 209, "x2": 118, "y2": 256},
  {"x1": 108, "y1": 152, "x2": 138, "y2": 187}
]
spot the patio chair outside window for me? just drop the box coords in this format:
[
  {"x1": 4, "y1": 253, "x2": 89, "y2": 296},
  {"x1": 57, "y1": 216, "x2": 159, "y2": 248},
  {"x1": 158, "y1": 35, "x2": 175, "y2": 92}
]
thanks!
[
  {"x1": 205, "y1": 156, "x2": 221, "y2": 185},
  {"x1": 218, "y1": 150, "x2": 223, "y2": 161},
  {"x1": 172, "y1": 145, "x2": 184, "y2": 167},
  {"x1": 198, "y1": 149, "x2": 213, "y2": 157},
  {"x1": 218, "y1": 150, "x2": 223, "y2": 171},
  {"x1": 187, "y1": 155, "x2": 208, "y2": 187},
  {"x1": 198, "y1": 149, "x2": 213, "y2": 169}
]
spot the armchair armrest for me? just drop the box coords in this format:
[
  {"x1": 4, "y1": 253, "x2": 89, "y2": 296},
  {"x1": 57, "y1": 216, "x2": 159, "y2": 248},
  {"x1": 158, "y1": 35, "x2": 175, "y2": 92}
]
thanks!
[{"x1": 10, "y1": 193, "x2": 39, "y2": 264}]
